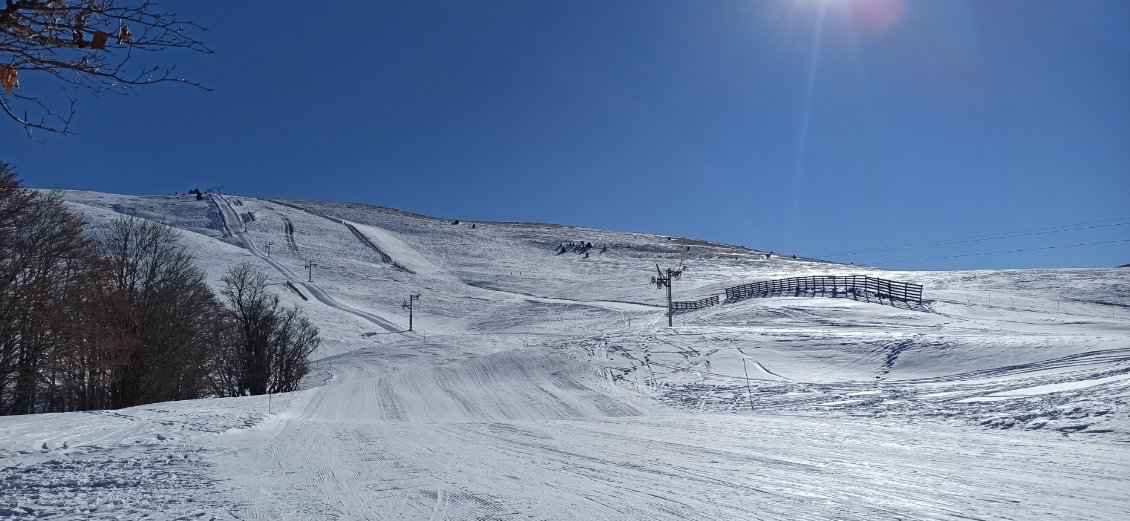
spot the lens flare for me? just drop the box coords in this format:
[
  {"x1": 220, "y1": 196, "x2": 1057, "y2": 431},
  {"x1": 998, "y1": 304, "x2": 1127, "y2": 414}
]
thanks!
[
  {"x1": 849, "y1": 0, "x2": 907, "y2": 37},
  {"x1": 797, "y1": 0, "x2": 907, "y2": 38}
]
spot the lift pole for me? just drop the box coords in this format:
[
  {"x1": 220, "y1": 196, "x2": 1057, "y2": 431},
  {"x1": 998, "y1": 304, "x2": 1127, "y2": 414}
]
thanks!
[
  {"x1": 304, "y1": 260, "x2": 317, "y2": 282},
  {"x1": 402, "y1": 292, "x2": 421, "y2": 331},
  {"x1": 665, "y1": 268, "x2": 672, "y2": 326},
  {"x1": 650, "y1": 264, "x2": 683, "y2": 327}
]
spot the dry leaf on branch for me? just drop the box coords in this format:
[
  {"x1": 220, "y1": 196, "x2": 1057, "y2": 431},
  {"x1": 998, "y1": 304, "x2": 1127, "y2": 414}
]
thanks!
[
  {"x1": 0, "y1": 67, "x2": 19, "y2": 94},
  {"x1": 91, "y1": 31, "x2": 110, "y2": 50},
  {"x1": 117, "y1": 26, "x2": 132, "y2": 45}
]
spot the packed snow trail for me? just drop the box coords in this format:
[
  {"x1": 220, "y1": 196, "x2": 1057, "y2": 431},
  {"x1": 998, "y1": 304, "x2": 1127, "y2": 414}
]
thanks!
[
  {"x1": 210, "y1": 194, "x2": 403, "y2": 333},
  {"x1": 265, "y1": 198, "x2": 663, "y2": 315},
  {"x1": 3, "y1": 340, "x2": 1126, "y2": 520},
  {"x1": 210, "y1": 338, "x2": 1129, "y2": 520}
]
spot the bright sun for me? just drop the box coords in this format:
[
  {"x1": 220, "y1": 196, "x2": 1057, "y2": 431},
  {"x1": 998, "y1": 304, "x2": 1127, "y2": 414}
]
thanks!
[{"x1": 805, "y1": 0, "x2": 907, "y2": 37}]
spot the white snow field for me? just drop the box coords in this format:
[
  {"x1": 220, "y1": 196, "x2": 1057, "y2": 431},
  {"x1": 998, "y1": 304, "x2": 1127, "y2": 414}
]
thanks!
[{"x1": 2, "y1": 190, "x2": 1128, "y2": 520}]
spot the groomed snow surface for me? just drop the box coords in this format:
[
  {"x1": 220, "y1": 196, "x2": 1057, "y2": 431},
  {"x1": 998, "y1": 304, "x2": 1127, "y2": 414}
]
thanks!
[{"x1": 2, "y1": 191, "x2": 1128, "y2": 520}]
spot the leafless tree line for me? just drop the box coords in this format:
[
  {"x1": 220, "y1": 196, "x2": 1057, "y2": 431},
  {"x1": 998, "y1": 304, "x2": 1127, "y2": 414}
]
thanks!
[{"x1": 0, "y1": 163, "x2": 318, "y2": 415}]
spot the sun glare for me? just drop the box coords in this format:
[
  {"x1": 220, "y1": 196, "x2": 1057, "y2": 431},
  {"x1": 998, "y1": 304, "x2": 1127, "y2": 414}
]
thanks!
[{"x1": 796, "y1": 0, "x2": 907, "y2": 35}]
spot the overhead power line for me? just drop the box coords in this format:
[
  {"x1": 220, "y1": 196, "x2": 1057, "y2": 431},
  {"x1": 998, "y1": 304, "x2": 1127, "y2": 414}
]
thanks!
[
  {"x1": 818, "y1": 217, "x2": 1130, "y2": 258},
  {"x1": 870, "y1": 238, "x2": 1130, "y2": 266}
]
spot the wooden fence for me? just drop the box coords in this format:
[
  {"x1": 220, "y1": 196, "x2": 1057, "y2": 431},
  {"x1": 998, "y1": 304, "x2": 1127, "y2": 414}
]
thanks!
[
  {"x1": 671, "y1": 295, "x2": 720, "y2": 313},
  {"x1": 725, "y1": 275, "x2": 923, "y2": 304}
]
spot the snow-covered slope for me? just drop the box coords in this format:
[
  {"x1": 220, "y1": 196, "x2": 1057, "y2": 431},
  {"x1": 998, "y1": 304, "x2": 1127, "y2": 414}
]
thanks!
[{"x1": 1, "y1": 190, "x2": 1127, "y2": 520}]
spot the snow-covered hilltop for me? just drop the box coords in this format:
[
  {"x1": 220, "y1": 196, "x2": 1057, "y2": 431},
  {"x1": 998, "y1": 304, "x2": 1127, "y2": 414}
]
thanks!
[{"x1": 2, "y1": 190, "x2": 1128, "y2": 520}]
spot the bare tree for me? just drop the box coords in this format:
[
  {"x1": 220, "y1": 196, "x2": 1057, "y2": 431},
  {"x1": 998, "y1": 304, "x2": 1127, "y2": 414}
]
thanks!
[
  {"x1": 100, "y1": 215, "x2": 222, "y2": 407},
  {"x1": 0, "y1": 1, "x2": 210, "y2": 134},
  {"x1": 0, "y1": 162, "x2": 122, "y2": 413},
  {"x1": 219, "y1": 263, "x2": 320, "y2": 396}
]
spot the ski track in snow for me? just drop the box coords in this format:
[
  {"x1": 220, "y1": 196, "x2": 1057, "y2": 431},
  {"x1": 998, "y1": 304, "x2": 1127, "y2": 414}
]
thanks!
[
  {"x1": 210, "y1": 194, "x2": 405, "y2": 334},
  {"x1": 2, "y1": 191, "x2": 1128, "y2": 520}
]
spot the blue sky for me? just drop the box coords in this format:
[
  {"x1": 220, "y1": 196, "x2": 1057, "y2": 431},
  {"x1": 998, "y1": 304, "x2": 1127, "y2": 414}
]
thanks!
[{"x1": 3, "y1": 0, "x2": 1128, "y2": 270}]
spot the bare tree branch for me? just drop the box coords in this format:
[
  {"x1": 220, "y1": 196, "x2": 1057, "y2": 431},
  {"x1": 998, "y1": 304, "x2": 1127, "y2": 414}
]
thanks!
[{"x1": 0, "y1": 0, "x2": 209, "y2": 135}]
